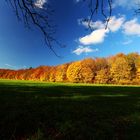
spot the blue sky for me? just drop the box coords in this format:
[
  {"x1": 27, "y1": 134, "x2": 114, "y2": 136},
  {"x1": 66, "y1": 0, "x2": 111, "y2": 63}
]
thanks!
[{"x1": 0, "y1": 0, "x2": 140, "y2": 69}]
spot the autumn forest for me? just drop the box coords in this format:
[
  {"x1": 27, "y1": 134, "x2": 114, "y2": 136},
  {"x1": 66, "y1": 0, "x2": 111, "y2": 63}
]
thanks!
[{"x1": 1, "y1": 53, "x2": 140, "y2": 85}]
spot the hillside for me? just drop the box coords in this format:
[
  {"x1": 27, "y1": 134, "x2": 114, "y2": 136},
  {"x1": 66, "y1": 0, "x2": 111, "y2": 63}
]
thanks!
[{"x1": 0, "y1": 53, "x2": 140, "y2": 84}]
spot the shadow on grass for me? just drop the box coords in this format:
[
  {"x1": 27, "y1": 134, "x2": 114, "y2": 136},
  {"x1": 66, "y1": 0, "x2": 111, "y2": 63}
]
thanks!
[{"x1": 0, "y1": 81, "x2": 140, "y2": 139}]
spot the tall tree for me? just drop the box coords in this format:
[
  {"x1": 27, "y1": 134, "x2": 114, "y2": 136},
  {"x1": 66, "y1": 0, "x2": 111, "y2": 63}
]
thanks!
[
  {"x1": 81, "y1": 58, "x2": 96, "y2": 83},
  {"x1": 95, "y1": 58, "x2": 108, "y2": 71},
  {"x1": 95, "y1": 68, "x2": 110, "y2": 84},
  {"x1": 49, "y1": 66, "x2": 57, "y2": 82},
  {"x1": 67, "y1": 61, "x2": 83, "y2": 83},
  {"x1": 110, "y1": 55, "x2": 131, "y2": 84},
  {"x1": 135, "y1": 56, "x2": 140, "y2": 83},
  {"x1": 55, "y1": 63, "x2": 70, "y2": 82},
  {"x1": 126, "y1": 53, "x2": 139, "y2": 80}
]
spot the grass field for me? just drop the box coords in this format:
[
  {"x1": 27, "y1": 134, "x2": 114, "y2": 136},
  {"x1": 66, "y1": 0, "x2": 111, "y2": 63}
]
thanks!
[{"x1": 0, "y1": 79, "x2": 140, "y2": 140}]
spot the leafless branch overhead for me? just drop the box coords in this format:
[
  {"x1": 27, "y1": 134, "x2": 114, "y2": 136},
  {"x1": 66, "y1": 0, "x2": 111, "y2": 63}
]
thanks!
[
  {"x1": 6, "y1": 0, "x2": 64, "y2": 56},
  {"x1": 82, "y1": 0, "x2": 113, "y2": 30}
]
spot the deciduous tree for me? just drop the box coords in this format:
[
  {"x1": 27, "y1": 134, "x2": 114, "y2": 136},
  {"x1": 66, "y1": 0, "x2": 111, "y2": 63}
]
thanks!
[
  {"x1": 67, "y1": 61, "x2": 83, "y2": 83},
  {"x1": 110, "y1": 55, "x2": 131, "y2": 84}
]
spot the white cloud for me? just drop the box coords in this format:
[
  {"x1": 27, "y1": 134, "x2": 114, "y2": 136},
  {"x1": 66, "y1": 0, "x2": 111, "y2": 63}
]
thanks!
[
  {"x1": 72, "y1": 46, "x2": 98, "y2": 55},
  {"x1": 123, "y1": 18, "x2": 140, "y2": 36},
  {"x1": 75, "y1": 0, "x2": 82, "y2": 3},
  {"x1": 76, "y1": 0, "x2": 80, "y2": 2},
  {"x1": 34, "y1": 0, "x2": 47, "y2": 9},
  {"x1": 23, "y1": 66, "x2": 27, "y2": 69},
  {"x1": 113, "y1": 0, "x2": 140, "y2": 9},
  {"x1": 78, "y1": 16, "x2": 125, "y2": 32},
  {"x1": 78, "y1": 19, "x2": 104, "y2": 30},
  {"x1": 108, "y1": 16, "x2": 125, "y2": 32},
  {"x1": 5, "y1": 64, "x2": 15, "y2": 68},
  {"x1": 79, "y1": 29, "x2": 109, "y2": 45},
  {"x1": 122, "y1": 40, "x2": 133, "y2": 45},
  {"x1": 4, "y1": 64, "x2": 27, "y2": 69},
  {"x1": 78, "y1": 16, "x2": 125, "y2": 45}
]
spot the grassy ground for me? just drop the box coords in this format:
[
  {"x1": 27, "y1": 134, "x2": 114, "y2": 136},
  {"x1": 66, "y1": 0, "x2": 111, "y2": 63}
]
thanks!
[{"x1": 0, "y1": 79, "x2": 140, "y2": 140}]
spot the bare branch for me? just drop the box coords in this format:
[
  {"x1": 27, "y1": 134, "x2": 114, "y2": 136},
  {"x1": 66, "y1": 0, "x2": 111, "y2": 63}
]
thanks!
[
  {"x1": 82, "y1": 0, "x2": 113, "y2": 30},
  {"x1": 6, "y1": 0, "x2": 64, "y2": 56}
]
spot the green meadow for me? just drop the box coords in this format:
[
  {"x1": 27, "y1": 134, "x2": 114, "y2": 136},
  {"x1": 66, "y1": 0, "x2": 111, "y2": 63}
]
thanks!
[{"x1": 0, "y1": 79, "x2": 140, "y2": 139}]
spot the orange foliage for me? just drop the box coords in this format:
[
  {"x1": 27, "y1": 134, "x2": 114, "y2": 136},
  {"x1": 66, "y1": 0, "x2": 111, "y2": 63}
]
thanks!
[{"x1": 0, "y1": 53, "x2": 140, "y2": 84}]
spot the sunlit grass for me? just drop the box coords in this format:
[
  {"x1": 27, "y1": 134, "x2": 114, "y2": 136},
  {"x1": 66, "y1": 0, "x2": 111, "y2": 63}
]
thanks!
[{"x1": 1, "y1": 79, "x2": 140, "y2": 87}]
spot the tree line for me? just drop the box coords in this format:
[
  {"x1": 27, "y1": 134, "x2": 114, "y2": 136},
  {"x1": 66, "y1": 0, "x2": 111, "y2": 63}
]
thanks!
[{"x1": 0, "y1": 52, "x2": 140, "y2": 85}]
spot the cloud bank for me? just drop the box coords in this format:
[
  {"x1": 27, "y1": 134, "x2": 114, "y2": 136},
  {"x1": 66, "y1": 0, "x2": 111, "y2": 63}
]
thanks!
[
  {"x1": 79, "y1": 16, "x2": 125, "y2": 46},
  {"x1": 122, "y1": 40, "x2": 133, "y2": 45},
  {"x1": 79, "y1": 29, "x2": 109, "y2": 45},
  {"x1": 75, "y1": 15, "x2": 140, "y2": 55},
  {"x1": 123, "y1": 18, "x2": 140, "y2": 36},
  {"x1": 113, "y1": 0, "x2": 140, "y2": 9}
]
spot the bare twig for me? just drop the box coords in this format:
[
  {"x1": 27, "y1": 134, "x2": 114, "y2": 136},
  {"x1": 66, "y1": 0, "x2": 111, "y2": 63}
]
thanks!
[
  {"x1": 82, "y1": 0, "x2": 113, "y2": 30},
  {"x1": 6, "y1": 0, "x2": 64, "y2": 56}
]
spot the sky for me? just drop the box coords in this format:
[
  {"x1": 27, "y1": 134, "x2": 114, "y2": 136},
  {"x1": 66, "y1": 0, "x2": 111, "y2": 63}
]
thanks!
[{"x1": 0, "y1": 0, "x2": 140, "y2": 69}]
